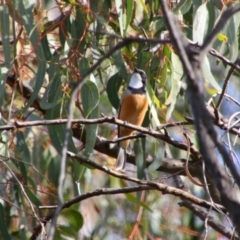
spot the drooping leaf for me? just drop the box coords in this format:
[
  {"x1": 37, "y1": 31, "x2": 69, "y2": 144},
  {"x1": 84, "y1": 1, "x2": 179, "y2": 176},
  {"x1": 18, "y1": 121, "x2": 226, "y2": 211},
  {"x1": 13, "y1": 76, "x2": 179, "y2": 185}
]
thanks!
[
  {"x1": 134, "y1": 138, "x2": 146, "y2": 180},
  {"x1": 148, "y1": 142, "x2": 164, "y2": 172},
  {"x1": 165, "y1": 52, "x2": 183, "y2": 121},
  {"x1": 147, "y1": 84, "x2": 161, "y2": 127},
  {"x1": 106, "y1": 72, "x2": 122, "y2": 110},
  {"x1": 0, "y1": 203, "x2": 11, "y2": 240},
  {"x1": 174, "y1": 0, "x2": 192, "y2": 15},
  {"x1": 0, "y1": 67, "x2": 8, "y2": 106},
  {"x1": 45, "y1": 71, "x2": 77, "y2": 154},
  {"x1": 17, "y1": 0, "x2": 47, "y2": 113},
  {"x1": 81, "y1": 80, "x2": 99, "y2": 157},
  {"x1": 115, "y1": 0, "x2": 125, "y2": 36},
  {"x1": 111, "y1": 40, "x2": 129, "y2": 82},
  {"x1": 59, "y1": 208, "x2": 84, "y2": 232},
  {"x1": 125, "y1": 0, "x2": 133, "y2": 35},
  {"x1": 192, "y1": 2, "x2": 208, "y2": 44},
  {"x1": 0, "y1": 3, "x2": 11, "y2": 69},
  {"x1": 202, "y1": 56, "x2": 221, "y2": 92},
  {"x1": 125, "y1": 192, "x2": 152, "y2": 212},
  {"x1": 16, "y1": 131, "x2": 31, "y2": 184},
  {"x1": 25, "y1": 188, "x2": 42, "y2": 207}
]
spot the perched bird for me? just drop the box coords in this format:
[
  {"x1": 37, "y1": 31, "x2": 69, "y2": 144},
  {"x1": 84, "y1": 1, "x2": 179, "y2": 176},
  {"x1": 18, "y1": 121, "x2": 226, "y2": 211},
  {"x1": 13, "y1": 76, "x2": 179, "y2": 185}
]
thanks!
[{"x1": 115, "y1": 67, "x2": 148, "y2": 171}]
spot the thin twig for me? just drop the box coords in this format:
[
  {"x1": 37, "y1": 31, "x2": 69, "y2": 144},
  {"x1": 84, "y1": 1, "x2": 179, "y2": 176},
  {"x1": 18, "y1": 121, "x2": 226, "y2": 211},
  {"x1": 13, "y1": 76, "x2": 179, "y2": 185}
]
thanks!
[
  {"x1": 0, "y1": 158, "x2": 47, "y2": 239},
  {"x1": 216, "y1": 57, "x2": 240, "y2": 109}
]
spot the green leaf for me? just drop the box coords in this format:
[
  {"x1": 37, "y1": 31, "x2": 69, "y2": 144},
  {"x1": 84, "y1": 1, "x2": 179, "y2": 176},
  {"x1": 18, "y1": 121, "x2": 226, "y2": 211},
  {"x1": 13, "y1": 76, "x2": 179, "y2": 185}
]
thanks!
[
  {"x1": 165, "y1": 52, "x2": 183, "y2": 121},
  {"x1": 23, "y1": 61, "x2": 46, "y2": 113},
  {"x1": 45, "y1": 73, "x2": 77, "y2": 154},
  {"x1": 70, "y1": 8, "x2": 86, "y2": 52},
  {"x1": 174, "y1": 0, "x2": 192, "y2": 15},
  {"x1": 147, "y1": 84, "x2": 161, "y2": 127},
  {"x1": 16, "y1": 131, "x2": 31, "y2": 184},
  {"x1": 0, "y1": 67, "x2": 8, "y2": 106},
  {"x1": 106, "y1": 73, "x2": 122, "y2": 110},
  {"x1": 125, "y1": 0, "x2": 133, "y2": 35},
  {"x1": 0, "y1": 4, "x2": 11, "y2": 68},
  {"x1": 40, "y1": 54, "x2": 62, "y2": 110},
  {"x1": 134, "y1": 138, "x2": 146, "y2": 180},
  {"x1": 192, "y1": 2, "x2": 208, "y2": 44},
  {"x1": 0, "y1": 202, "x2": 11, "y2": 240},
  {"x1": 227, "y1": 12, "x2": 240, "y2": 62},
  {"x1": 115, "y1": 0, "x2": 125, "y2": 36},
  {"x1": 206, "y1": 1, "x2": 215, "y2": 36},
  {"x1": 17, "y1": 1, "x2": 47, "y2": 113},
  {"x1": 111, "y1": 40, "x2": 129, "y2": 82},
  {"x1": 202, "y1": 56, "x2": 221, "y2": 92},
  {"x1": 125, "y1": 192, "x2": 152, "y2": 212},
  {"x1": 81, "y1": 80, "x2": 99, "y2": 157},
  {"x1": 16, "y1": 0, "x2": 44, "y2": 58},
  {"x1": 217, "y1": 33, "x2": 228, "y2": 42},
  {"x1": 148, "y1": 142, "x2": 164, "y2": 172},
  {"x1": 60, "y1": 208, "x2": 84, "y2": 232},
  {"x1": 25, "y1": 188, "x2": 42, "y2": 207}
]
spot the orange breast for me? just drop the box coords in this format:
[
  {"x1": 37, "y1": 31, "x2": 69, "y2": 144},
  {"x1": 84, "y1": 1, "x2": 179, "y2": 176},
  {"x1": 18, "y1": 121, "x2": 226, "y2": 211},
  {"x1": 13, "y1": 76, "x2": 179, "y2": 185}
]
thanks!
[{"x1": 119, "y1": 94, "x2": 148, "y2": 148}]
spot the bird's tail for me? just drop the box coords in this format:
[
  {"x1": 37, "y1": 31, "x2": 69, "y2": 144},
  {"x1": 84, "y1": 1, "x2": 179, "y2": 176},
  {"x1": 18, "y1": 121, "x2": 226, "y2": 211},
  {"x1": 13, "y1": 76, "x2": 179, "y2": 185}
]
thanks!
[{"x1": 115, "y1": 147, "x2": 127, "y2": 171}]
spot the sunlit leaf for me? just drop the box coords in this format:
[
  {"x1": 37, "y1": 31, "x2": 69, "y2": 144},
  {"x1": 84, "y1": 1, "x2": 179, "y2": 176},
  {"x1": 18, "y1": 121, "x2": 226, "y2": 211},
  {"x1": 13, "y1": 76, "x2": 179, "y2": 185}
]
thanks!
[
  {"x1": 217, "y1": 33, "x2": 228, "y2": 42},
  {"x1": 202, "y1": 56, "x2": 221, "y2": 92},
  {"x1": 192, "y1": 2, "x2": 208, "y2": 44}
]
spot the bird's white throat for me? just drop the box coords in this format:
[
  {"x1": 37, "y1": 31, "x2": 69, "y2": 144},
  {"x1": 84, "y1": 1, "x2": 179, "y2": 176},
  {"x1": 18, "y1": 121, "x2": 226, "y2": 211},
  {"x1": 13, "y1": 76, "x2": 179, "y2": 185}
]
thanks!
[{"x1": 128, "y1": 73, "x2": 143, "y2": 89}]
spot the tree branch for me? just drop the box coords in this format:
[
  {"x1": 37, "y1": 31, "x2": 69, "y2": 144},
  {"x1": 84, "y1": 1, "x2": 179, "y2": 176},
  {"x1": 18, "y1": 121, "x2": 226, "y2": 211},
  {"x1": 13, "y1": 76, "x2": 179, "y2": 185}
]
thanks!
[
  {"x1": 180, "y1": 201, "x2": 239, "y2": 240},
  {"x1": 160, "y1": 0, "x2": 240, "y2": 233}
]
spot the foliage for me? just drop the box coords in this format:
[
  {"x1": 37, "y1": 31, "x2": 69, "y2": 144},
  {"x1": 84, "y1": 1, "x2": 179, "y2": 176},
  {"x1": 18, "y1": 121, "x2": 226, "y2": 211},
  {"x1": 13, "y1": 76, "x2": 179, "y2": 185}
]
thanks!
[{"x1": 0, "y1": 0, "x2": 240, "y2": 239}]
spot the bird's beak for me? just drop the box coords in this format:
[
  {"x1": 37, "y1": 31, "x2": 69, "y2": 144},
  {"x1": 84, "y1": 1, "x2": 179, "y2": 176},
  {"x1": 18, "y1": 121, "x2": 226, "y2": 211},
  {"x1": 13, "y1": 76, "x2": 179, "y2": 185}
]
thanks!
[{"x1": 134, "y1": 67, "x2": 140, "y2": 73}]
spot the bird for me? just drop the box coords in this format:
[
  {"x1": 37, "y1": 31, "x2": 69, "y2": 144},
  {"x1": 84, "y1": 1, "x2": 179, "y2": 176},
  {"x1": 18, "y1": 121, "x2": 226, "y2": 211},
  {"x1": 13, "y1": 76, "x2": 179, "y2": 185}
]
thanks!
[{"x1": 115, "y1": 67, "x2": 148, "y2": 171}]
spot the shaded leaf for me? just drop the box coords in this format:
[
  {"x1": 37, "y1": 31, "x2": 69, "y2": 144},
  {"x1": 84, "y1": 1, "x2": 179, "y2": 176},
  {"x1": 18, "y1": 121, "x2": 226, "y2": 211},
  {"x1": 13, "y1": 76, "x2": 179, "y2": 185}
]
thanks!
[
  {"x1": 148, "y1": 142, "x2": 164, "y2": 172},
  {"x1": 45, "y1": 72, "x2": 77, "y2": 154},
  {"x1": 81, "y1": 80, "x2": 99, "y2": 157},
  {"x1": 125, "y1": 192, "x2": 152, "y2": 212},
  {"x1": 134, "y1": 138, "x2": 146, "y2": 180},
  {"x1": 25, "y1": 188, "x2": 42, "y2": 207},
  {"x1": 0, "y1": 67, "x2": 8, "y2": 106},
  {"x1": 60, "y1": 208, "x2": 84, "y2": 231},
  {"x1": 106, "y1": 73, "x2": 122, "y2": 110},
  {"x1": 174, "y1": 0, "x2": 192, "y2": 15},
  {"x1": 125, "y1": 0, "x2": 133, "y2": 35},
  {"x1": 0, "y1": 203, "x2": 11, "y2": 240},
  {"x1": 16, "y1": 131, "x2": 31, "y2": 184},
  {"x1": 0, "y1": 4, "x2": 11, "y2": 68}
]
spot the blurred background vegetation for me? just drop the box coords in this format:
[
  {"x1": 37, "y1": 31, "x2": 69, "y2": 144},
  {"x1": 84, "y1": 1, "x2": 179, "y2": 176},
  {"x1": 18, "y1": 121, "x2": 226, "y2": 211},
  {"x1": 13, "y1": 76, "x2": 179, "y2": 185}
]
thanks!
[{"x1": 0, "y1": 0, "x2": 240, "y2": 239}]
